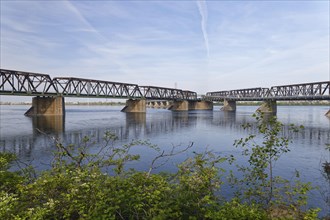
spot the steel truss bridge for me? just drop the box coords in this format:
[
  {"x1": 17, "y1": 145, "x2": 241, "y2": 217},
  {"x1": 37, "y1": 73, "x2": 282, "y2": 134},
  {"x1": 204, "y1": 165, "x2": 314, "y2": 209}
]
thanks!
[
  {"x1": 0, "y1": 69, "x2": 197, "y2": 100},
  {"x1": 1, "y1": 68, "x2": 330, "y2": 102},
  {"x1": 204, "y1": 82, "x2": 330, "y2": 101}
]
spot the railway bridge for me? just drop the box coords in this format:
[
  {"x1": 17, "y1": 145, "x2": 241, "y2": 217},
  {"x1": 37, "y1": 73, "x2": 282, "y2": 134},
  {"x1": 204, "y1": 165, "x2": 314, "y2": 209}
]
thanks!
[
  {"x1": 1, "y1": 69, "x2": 329, "y2": 117},
  {"x1": 0, "y1": 69, "x2": 212, "y2": 115},
  {"x1": 204, "y1": 82, "x2": 330, "y2": 116}
]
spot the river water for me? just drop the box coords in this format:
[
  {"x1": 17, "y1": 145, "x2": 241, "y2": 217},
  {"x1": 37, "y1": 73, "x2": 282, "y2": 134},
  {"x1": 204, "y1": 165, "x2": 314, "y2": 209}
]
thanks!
[{"x1": 0, "y1": 104, "x2": 329, "y2": 216}]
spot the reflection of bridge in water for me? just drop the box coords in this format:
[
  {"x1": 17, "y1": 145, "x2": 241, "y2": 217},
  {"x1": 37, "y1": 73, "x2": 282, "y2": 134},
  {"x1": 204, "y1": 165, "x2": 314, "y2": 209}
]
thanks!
[
  {"x1": 211, "y1": 112, "x2": 330, "y2": 145},
  {"x1": 1, "y1": 111, "x2": 328, "y2": 159},
  {"x1": 0, "y1": 112, "x2": 198, "y2": 157}
]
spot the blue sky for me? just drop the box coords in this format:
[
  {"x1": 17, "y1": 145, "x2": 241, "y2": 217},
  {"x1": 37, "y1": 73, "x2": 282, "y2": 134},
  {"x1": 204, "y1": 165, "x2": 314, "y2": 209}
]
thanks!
[{"x1": 1, "y1": 0, "x2": 329, "y2": 94}]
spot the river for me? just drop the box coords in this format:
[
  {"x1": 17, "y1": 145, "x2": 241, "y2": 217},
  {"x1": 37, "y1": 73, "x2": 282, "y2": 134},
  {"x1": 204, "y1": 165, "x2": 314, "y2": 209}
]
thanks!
[{"x1": 0, "y1": 104, "x2": 329, "y2": 216}]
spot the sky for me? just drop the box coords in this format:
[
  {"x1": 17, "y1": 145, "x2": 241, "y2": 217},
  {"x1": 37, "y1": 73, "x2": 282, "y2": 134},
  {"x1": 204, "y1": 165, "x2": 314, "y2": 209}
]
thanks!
[{"x1": 1, "y1": 0, "x2": 329, "y2": 96}]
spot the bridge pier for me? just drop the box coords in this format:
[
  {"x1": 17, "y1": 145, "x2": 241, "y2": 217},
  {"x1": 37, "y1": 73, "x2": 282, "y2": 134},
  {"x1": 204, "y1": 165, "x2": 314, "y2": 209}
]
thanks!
[
  {"x1": 257, "y1": 100, "x2": 277, "y2": 113},
  {"x1": 121, "y1": 99, "x2": 146, "y2": 113},
  {"x1": 221, "y1": 99, "x2": 236, "y2": 111},
  {"x1": 147, "y1": 101, "x2": 171, "y2": 109},
  {"x1": 168, "y1": 100, "x2": 189, "y2": 111},
  {"x1": 25, "y1": 96, "x2": 65, "y2": 116},
  {"x1": 188, "y1": 101, "x2": 213, "y2": 110}
]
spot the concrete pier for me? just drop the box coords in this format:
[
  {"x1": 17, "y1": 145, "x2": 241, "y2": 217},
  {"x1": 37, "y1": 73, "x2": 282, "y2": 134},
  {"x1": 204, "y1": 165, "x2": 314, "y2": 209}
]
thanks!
[
  {"x1": 147, "y1": 101, "x2": 171, "y2": 109},
  {"x1": 121, "y1": 99, "x2": 146, "y2": 113},
  {"x1": 169, "y1": 100, "x2": 189, "y2": 111},
  {"x1": 221, "y1": 99, "x2": 236, "y2": 111},
  {"x1": 257, "y1": 100, "x2": 277, "y2": 113},
  {"x1": 25, "y1": 96, "x2": 65, "y2": 116},
  {"x1": 188, "y1": 101, "x2": 213, "y2": 110}
]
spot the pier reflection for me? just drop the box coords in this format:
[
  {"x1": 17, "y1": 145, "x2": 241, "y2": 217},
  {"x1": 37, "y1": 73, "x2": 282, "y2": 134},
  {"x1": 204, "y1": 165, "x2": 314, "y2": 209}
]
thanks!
[
  {"x1": 0, "y1": 110, "x2": 329, "y2": 160},
  {"x1": 212, "y1": 112, "x2": 330, "y2": 145},
  {"x1": 31, "y1": 115, "x2": 65, "y2": 134}
]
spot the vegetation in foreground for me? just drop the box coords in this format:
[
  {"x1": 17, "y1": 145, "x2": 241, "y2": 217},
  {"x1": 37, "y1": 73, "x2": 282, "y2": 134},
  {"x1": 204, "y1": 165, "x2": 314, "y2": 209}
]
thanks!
[{"x1": 0, "y1": 114, "x2": 326, "y2": 219}]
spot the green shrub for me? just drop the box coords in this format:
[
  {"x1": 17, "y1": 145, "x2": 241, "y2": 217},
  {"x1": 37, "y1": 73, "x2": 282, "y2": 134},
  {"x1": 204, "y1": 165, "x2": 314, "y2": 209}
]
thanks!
[{"x1": 0, "y1": 116, "x2": 322, "y2": 219}]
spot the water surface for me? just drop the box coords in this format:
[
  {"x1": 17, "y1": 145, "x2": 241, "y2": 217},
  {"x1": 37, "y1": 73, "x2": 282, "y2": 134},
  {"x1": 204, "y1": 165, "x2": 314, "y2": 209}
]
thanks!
[{"x1": 0, "y1": 104, "x2": 329, "y2": 215}]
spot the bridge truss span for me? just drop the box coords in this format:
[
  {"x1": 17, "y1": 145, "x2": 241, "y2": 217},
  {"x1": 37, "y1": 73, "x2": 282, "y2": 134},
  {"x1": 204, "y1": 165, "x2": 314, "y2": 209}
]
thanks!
[
  {"x1": 205, "y1": 87, "x2": 270, "y2": 101},
  {"x1": 0, "y1": 69, "x2": 198, "y2": 101},
  {"x1": 52, "y1": 77, "x2": 142, "y2": 99},
  {"x1": 138, "y1": 86, "x2": 197, "y2": 100},
  {"x1": 0, "y1": 69, "x2": 57, "y2": 96},
  {"x1": 269, "y1": 81, "x2": 330, "y2": 100},
  {"x1": 204, "y1": 81, "x2": 330, "y2": 101}
]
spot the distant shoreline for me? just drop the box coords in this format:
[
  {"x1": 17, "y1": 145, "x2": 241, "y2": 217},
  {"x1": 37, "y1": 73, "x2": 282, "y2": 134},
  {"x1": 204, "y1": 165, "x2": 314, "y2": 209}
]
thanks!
[{"x1": 1, "y1": 101, "x2": 329, "y2": 106}]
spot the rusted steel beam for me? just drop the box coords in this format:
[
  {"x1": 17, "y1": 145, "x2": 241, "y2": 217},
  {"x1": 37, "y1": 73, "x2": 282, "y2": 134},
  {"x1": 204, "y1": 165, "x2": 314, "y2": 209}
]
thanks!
[{"x1": 0, "y1": 69, "x2": 57, "y2": 95}]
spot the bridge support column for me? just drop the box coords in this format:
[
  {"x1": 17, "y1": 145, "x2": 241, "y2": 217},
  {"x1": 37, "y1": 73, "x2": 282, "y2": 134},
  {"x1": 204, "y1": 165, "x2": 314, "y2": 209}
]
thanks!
[
  {"x1": 121, "y1": 99, "x2": 146, "y2": 113},
  {"x1": 169, "y1": 100, "x2": 189, "y2": 111},
  {"x1": 150, "y1": 101, "x2": 156, "y2": 108},
  {"x1": 221, "y1": 99, "x2": 236, "y2": 111},
  {"x1": 188, "y1": 101, "x2": 213, "y2": 110},
  {"x1": 325, "y1": 110, "x2": 330, "y2": 118},
  {"x1": 257, "y1": 100, "x2": 277, "y2": 113},
  {"x1": 25, "y1": 96, "x2": 65, "y2": 116}
]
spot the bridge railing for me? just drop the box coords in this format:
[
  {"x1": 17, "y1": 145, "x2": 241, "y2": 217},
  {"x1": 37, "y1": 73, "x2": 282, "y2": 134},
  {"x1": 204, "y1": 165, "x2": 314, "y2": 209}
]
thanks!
[
  {"x1": 53, "y1": 77, "x2": 142, "y2": 98},
  {"x1": 0, "y1": 69, "x2": 57, "y2": 95}
]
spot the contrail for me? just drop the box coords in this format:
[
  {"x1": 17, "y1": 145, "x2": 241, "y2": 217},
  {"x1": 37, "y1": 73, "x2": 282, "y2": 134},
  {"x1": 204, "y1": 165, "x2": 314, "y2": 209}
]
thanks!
[
  {"x1": 64, "y1": 0, "x2": 107, "y2": 42},
  {"x1": 196, "y1": 0, "x2": 209, "y2": 57}
]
